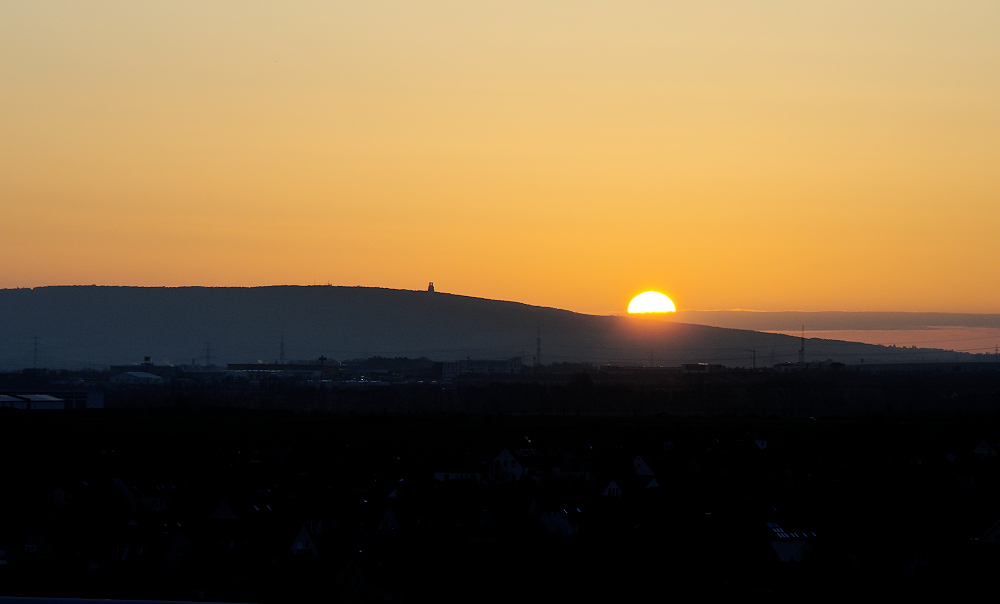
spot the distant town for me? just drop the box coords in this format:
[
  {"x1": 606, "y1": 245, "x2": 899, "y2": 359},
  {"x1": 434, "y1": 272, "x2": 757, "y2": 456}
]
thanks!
[{"x1": 4, "y1": 353, "x2": 1000, "y2": 415}]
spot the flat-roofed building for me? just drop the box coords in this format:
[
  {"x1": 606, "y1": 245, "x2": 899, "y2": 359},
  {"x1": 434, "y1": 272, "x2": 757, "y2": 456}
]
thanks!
[
  {"x1": 442, "y1": 357, "x2": 522, "y2": 380},
  {"x1": 109, "y1": 371, "x2": 165, "y2": 385},
  {"x1": 0, "y1": 394, "x2": 64, "y2": 409}
]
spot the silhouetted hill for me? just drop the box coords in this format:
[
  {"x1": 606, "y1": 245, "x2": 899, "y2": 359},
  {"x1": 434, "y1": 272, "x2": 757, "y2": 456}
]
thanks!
[
  {"x1": 0, "y1": 286, "x2": 984, "y2": 370},
  {"x1": 672, "y1": 309, "x2": 1000, "y2": 331}
]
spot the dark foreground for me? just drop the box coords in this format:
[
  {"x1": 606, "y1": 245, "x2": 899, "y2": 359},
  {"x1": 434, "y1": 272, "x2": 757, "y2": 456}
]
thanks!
[{"x1": 3, "y1": 375, "x2": 1000, "y2": 600}]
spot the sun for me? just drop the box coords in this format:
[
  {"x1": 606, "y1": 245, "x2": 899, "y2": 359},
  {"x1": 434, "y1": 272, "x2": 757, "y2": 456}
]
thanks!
[{"x1": 628, "y1": 291, "x2": 676, "y2": 314}]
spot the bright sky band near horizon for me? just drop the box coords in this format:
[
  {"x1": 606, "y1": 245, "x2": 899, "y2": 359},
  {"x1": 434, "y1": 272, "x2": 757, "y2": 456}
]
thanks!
[{"x1": 2, "y1": 1, "x2": 998, "y2": 315}]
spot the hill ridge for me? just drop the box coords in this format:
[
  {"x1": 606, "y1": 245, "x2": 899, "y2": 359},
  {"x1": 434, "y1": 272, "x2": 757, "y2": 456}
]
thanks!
[{"x1": 0, "y1": 285, "x2": 983, "y2": 370}]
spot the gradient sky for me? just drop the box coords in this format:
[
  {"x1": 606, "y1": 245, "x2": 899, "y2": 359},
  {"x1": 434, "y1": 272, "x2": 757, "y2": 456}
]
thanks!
[{"x1": 3, "y1": 1, "x2": 998, "y2": 314}]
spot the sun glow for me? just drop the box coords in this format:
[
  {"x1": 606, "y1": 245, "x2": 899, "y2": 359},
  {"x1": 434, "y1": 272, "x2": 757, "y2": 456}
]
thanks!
[{"x1": 628, "y1": 291, "x2": 676, "y2": 314}]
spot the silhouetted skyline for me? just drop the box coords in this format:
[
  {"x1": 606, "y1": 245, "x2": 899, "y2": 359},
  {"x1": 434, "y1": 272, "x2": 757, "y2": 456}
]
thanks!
[{"x1": 3, "y1": 3, "x2": 999, "y2": 600}]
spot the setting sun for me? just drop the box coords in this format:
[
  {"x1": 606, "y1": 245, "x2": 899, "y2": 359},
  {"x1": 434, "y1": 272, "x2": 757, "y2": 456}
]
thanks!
[{"x1": 627, "y1": 292, "x2": 676, "y2": 314}]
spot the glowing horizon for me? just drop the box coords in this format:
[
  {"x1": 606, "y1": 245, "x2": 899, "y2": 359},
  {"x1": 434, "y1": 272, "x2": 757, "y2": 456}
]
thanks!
[
  {"x1": 628, "y1": 292, "x2": 677, "y2": 314},
  {"x1": 2, "y1": 2, "x2": 998, "y2": 314}
]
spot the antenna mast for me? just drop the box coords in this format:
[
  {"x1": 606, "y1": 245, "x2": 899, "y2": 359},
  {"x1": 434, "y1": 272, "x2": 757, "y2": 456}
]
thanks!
[
  {"x1": 535, "y1": 327, "x2": 541, "y2": 368},
  {"x1": 798, "y1": 325, "x2": 805, "y2": 364}
]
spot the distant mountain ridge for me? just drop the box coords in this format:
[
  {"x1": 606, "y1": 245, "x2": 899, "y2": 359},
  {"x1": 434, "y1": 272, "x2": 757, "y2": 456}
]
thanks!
[{"x1": 0, "y1": 286, "x2": 985, "y2": 370}]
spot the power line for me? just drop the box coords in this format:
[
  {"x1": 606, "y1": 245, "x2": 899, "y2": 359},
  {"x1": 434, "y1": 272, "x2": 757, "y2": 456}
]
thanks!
[{"x1": 799, "y1": 325, "x2": 805, "y2": 364}]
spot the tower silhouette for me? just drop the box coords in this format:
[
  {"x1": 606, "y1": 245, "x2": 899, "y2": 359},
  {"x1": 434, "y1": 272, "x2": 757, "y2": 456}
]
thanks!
[
  {"x1": 798, "y1": 326, "x2": 805, "y2": 364},
  {"x1": 534, "y1": 327, "x2": 541, "y2": 368}
]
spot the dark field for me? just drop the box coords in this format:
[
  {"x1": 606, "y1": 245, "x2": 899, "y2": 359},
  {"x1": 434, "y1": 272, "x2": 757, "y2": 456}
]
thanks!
[{"x1": 3, "y1": 369, "x2": 1000, "y2": 601}]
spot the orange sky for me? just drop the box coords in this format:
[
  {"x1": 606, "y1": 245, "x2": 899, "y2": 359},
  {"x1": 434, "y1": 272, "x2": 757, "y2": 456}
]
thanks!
[{"x1": 2, "y1": 2, "x2": 998, "y2": 314}]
